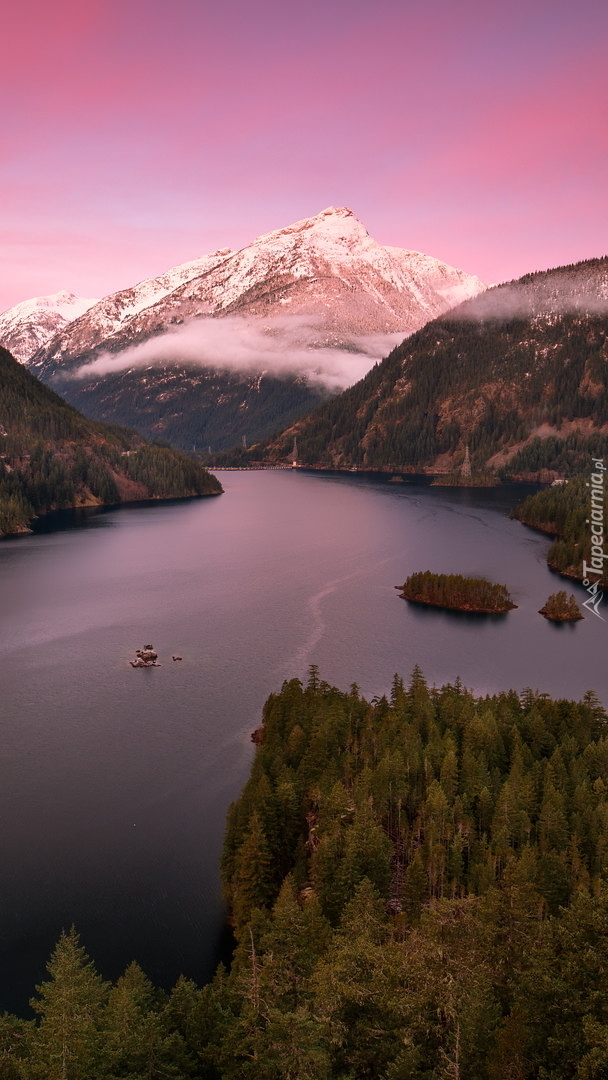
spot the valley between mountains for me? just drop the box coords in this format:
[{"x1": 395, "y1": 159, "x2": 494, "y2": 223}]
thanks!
[
  {"x1": 0, "y1": 204, "x2": 606, "y2": 584},
  {"x1": 2, "y1": 209, "x2": 608, "y2": 1080},
  {"x1": 1, "y1": 208, "x2": 606, "y2": 482},
  {"x1": 1, "y1": 207, "x2": 484, "y2": 454}
]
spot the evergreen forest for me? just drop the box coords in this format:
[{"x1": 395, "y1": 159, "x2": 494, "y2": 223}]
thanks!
[
  {"x1": 512, "y1": 477, "x2": 607, "y2": 586},
  {"x1": 41, "y1": 360, "x2": 331, "y2": 455},
  {"x1": 220, "y1": 257, "x2": 608, "y2": 477},
  {"x1": 3, "y1": 670, "x2": 608, "y2": 1078},
  {"x1": 397, "y1": 572, "x2": 515, "y2": 612},
  {"x1": 538, "y1": 591, "x2": 583, "y2": 620},
  {"x1": 0, "y1": 346, "x2": 222, "y2": 536}
]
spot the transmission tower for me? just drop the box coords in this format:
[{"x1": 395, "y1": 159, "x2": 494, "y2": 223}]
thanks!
[{"x1": 460, "y1": 444, "x2": 472, "y2": 481}]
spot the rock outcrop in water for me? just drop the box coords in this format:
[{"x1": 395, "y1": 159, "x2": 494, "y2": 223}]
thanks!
[{"x1": 130, "y1": 645, "x2": 160, "y2": 667}]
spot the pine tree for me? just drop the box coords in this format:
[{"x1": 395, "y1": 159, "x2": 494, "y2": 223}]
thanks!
[
  {"x1": 103, "y1": 961, "x2": 186, "y2": 1079},
  {"x1": 26, "y1": 927, "x2": 109, "y2": 1080},
  {"x1": 539, "y1": 590, "x2": 583, "y2": 620},
  {"x1": 0, "y1": 1013, "x2": 33, "y2": 1080},
  {"x1": 231, "y1": 812, "x2": 276, "y2": 929}
]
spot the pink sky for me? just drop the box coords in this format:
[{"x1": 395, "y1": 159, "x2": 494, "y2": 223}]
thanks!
[{"x1": 0, "y1": 0, "x2": 606, "y2": 310}]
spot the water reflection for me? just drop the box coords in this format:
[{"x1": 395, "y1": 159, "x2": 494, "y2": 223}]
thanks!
[{"x1": 0, "y1": 472, "x2": 601, "y2": 1014}]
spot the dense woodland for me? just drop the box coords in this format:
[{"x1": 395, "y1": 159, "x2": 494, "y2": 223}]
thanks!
[
  {"x1": 2, "y1": 670, "x2": 608, "y2": 1078},
  {"x1": 0, "y1": 347, "x2": 222, "y2": 536},
  {"x1": 512, "y1": 477, "x2": 607, "y2": 586},
  {"x1": 397, "y1": 572, "x2": 515, "y2": 612},
  {"x1": 217, "y1": 257, "x2": 608, "y2": 475},
  {"x1": 43, "y1": 361, "x2": 330, "y2": 454},
  {"x1": 4, "y1": 254, "x2": 608, "y2": 1074},
  {"x1": 501, "y1": 433, "x2": 608, "y2": 479}
]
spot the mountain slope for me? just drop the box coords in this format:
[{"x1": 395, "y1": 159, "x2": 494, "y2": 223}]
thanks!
[
  {"x1": 249, "y1": 256, "x2": 608, "y2": 477},
  {"x1": 0, "y1": 291, "x2": 98, "y2": 362},
  {"x1": 27, "y1": 250, "x2": 234, "y2": 374},
  {"x1": 29, "y1": 208, "x2": 485, "y2": 451},
  {"x1": 0, "y1": 346, "x2": 222, "y2": 536}
]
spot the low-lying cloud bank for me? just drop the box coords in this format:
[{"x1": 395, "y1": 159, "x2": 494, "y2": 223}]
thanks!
[
  {"x1": 453, "y1": 278, "x2": 608, "y2": 321},
  {"x1": 71, "y1": 315, "x2": 405, "y2": 392}
]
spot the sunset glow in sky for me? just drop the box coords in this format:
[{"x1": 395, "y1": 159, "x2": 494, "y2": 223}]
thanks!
[{"x1": 1, "y1": 0, "x2": 606, "y2": 310}]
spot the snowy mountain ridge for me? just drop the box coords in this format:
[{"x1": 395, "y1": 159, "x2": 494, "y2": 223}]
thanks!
[
  {"x1": 25, "y1": 249, "x2": 235, "y2": 371},
  {"x1": 6, "y1": 207, "x2": 486, "y2": 453},
  {"x1": 29, "y1": 207, "x2": 485, "y2": 375},
  {"x1": 0, "y1": 291, "x2": 98, "y2": 362}
]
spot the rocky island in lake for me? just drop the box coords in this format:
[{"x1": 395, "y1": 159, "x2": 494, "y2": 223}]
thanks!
[
  {"x1": 396, "y1": 571, "x2": 516, "y2": 613},
  {"x1": 130, "y1": 645, "x2": 160, "y2": 667}
]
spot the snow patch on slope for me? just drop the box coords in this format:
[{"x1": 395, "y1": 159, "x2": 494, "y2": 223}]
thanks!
[
  {"x1": 0, "y1": 291, "x2": 99, "y2": 362},
  {"x1": 32, "y1": 207, "x2": 486, "y2": 383}
]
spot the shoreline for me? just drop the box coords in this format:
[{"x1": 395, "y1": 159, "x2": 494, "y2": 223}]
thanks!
[
  {"x1": 396, "y1": 590, "x2": 516, "y2": 615},
  {"x1": 0, "y1": 488, "x2": 223, "y2": 541}
]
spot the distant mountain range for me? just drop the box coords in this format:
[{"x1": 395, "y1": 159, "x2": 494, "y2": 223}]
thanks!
[
  {"x1": 0, "y1": 208, "x2": 485, "y2": 451},
  {"x1": 0, "y1": 291, "x2": 98, "y2": 363},
  {"x1": 0, "y1": 346, "x2": 222, "y2": 537},
  {"x1": 243, "y1": 257, "x2": 608, "y2": 479}
]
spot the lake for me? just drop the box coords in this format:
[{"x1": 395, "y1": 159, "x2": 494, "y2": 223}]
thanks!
[{"x1": 1, "y1": 470, "x2": 605, "y2": 1013}]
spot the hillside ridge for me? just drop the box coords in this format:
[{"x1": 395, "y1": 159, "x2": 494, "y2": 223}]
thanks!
[
  {"x1": 0, "y1": 346, "x2": 222, "y2": 536},
  {"x1": 239, "y1": 255, "x2": 608, "y2": 478}
]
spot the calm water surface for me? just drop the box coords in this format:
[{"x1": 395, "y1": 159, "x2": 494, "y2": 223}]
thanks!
[{"x1": 1, "y1": 471, "x2": 606, "y2": 1012}]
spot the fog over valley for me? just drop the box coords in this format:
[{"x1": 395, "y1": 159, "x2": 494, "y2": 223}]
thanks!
[{"x1": 69, "y1": 314, "x2": 405, "y2": 392}]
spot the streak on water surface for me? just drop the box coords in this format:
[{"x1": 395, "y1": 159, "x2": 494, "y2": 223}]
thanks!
[{"x1": 0, "y1": 470, "x2": 604, "y2": 1012}]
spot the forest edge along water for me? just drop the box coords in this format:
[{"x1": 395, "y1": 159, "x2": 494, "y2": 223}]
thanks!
[{"x1": 1, "y1": 469, "x2": 606, "y2": 1016}]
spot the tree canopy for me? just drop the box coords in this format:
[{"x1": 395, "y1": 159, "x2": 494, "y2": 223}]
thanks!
[{"x1": 3, "y1": 669, "x2": 608, "y2": 1078}]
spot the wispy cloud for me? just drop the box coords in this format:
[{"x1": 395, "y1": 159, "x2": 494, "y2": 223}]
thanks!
[
  {"x1": 69, "y1": 315, "x2": 404, "y2": 391},
  {"x1": 450, "y1": 274, "x2": 608, "y2": 321}
]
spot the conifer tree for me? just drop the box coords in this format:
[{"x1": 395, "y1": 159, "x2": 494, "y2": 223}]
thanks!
[
  {"x1": 26, "y1": 927, "x2": 109, "y2": 1080},
  {"x1": 103, "y1": 961, "x2": 186, "y2": 1079},
  {"x1": 231, "y1": 812, "x2": 276, "y2": 929}
]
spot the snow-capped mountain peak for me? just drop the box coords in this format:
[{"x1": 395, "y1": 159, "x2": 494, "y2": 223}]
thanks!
[
  {"x1": 29, "y1": 207, "x2": 486, "y2": 383},
  {"x1": 0, "y1": 291, "x2": 99, "y2": 362},
  {"x1": 21, "y1": 207, "x2": 487, "y2": 454},
  {"x1": 5, "y1": 289, "x2": 96, "y2": 317},
  {"x1": 253, "y1": 206, "x2": 370, "y2": 248}
]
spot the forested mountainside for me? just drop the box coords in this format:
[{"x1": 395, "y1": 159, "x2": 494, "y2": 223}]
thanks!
[
  {"x1": 3, "y1": 670, "x2": 608, "y2": 1080},
  {"x1": 40, "y1": 365, "x2": 332, "y2": 454},
  {"x1": 238, "y1": 257, "x2": 608, "y2": 477},
  {"x1": 0, "y1": 346, "x2": 222, "y2": 536}
]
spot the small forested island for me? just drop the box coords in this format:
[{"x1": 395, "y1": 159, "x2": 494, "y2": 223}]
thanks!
[
  {"x1": 2, "y1": 668, "x2": 608, "y2": 1079},
  {"x1": 539, "y1": 590, "x2": 583, "y2": 621},
  {"x1": 396, "y1": 570, "x2": 516, "y2": 612},
  {"x1": 0, "y1": 345, "x2": 222, "y2": 537}
]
